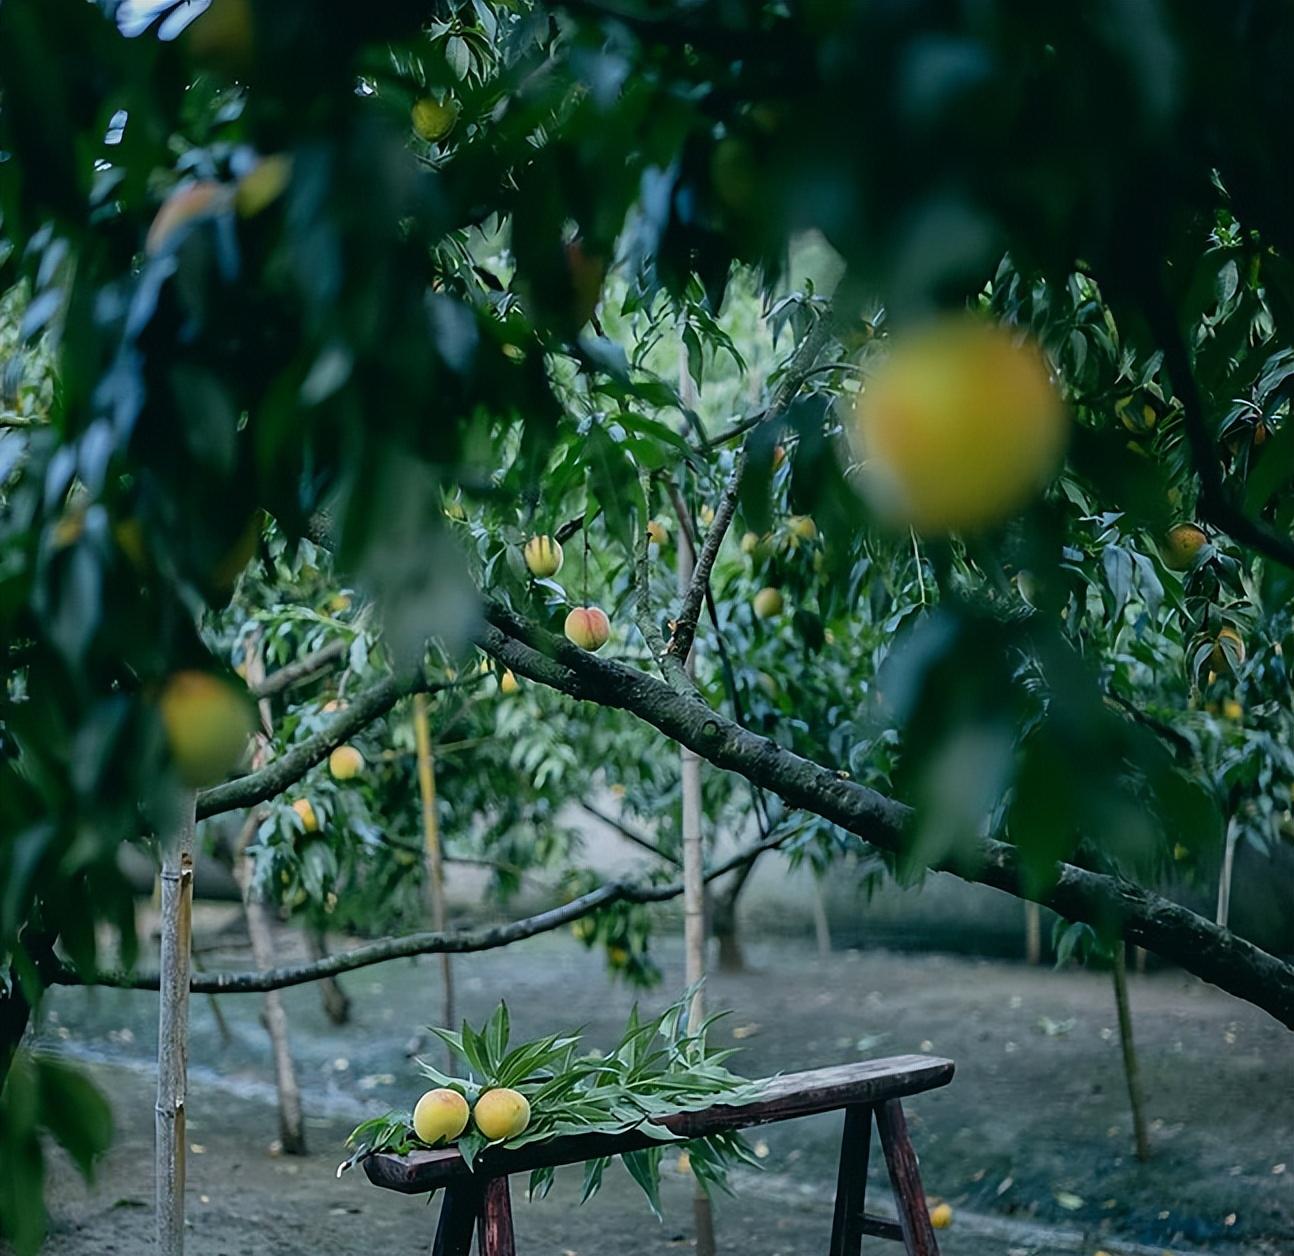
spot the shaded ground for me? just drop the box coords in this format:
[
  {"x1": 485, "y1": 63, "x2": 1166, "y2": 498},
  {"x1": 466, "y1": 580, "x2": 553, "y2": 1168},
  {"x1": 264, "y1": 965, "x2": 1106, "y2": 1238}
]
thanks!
[{"x1": 24, "y1": 922, "x2": 1294, "y2": 1255}]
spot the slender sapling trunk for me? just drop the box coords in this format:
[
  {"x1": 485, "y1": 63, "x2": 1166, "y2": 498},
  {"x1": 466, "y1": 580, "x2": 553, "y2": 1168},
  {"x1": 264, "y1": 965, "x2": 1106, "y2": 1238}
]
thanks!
[
  {"x1": 242, "y1": 640, "x2": 306, "y2": 1154},
  {"x1": 1216, "y1": 816, "x2": 1239, "y2": 929},
  {"x1": 1111, "y1": 941, "x2": 1150, "y2": 1162},
  {"x1": 1025, "y1": 900, "x2": 1042, "y2": 965}
]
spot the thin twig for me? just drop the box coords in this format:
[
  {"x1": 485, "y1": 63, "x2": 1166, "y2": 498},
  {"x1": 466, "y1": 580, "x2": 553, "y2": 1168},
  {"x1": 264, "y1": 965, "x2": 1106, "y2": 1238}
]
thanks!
[
  {"x1": 667, "y1": 481, "x2": 772, "y2": 834},
  {"x1": 579, "y1": 799, "x2": 680, "y2": 865},
  {"x1": 48, "y1": 828, "x2": 793, "y2": 995},
  {"x1": 666, "y1": 449, "x2": 746, "y2": 665},
  {"x1": 633, "y1": 474, "x2": 693, "y2": 694},
  {"x1": 668, "y1": 313, "x2": 836, "y2": 663},
  {"x1": 251, "y1": 638, "x2": 349, "y2": 700}
]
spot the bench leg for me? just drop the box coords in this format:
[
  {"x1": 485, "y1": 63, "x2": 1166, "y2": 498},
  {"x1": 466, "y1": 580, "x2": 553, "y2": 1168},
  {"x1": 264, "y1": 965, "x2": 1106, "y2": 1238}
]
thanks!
[
  {"x1": 432, "y1": 1182, "x2": 482, "y2": 1256},
  {"x1": 476, "y1": 1176, "x2": 516, "y2": 1256},
  {"x1": 829, "y1": 1104, "x2": 872, "y2": 1255},
  {"x1": 875, "y1": 1099, "x2": 940, "y2": 1256}
]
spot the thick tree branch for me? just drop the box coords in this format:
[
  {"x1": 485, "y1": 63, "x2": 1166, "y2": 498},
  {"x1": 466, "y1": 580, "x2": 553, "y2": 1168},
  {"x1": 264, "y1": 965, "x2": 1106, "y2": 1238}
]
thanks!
[
  {"x1": 251, "y1": 638, "x2": 349, "y2": 700},
  {"x1": 478, "y1": 603, "x2": 1294, "y2": 1030},
  {"x1": 196, "y1": 671, "x2": 482, "y2": 821},
  {"x1": 45, "y1": 828, "x2": 789, "y2": 994}
]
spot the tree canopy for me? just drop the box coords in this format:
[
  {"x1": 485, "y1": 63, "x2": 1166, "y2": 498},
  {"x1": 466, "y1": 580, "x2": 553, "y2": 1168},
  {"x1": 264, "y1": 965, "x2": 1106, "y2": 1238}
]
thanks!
[{"x1": 5, "y1": 0, "x2": 1294, "y2": 1247}]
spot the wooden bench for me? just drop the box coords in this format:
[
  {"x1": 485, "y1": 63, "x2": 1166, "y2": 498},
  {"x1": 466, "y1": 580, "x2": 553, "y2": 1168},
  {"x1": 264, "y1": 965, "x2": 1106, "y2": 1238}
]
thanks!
[{"x1": 365, "y1": 1054, "x2": 954, "y2": 1255}]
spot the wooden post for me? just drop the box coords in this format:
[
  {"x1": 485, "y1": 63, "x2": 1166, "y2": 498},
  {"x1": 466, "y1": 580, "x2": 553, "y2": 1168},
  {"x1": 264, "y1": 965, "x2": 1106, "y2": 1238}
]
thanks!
[
  {"x1": 432, "y1": 1180, "x2": 482, "y2": 1256},
  {"x1": 675, "y1": 479, "x2": 716, "y2": 1256},
  {"x1": 156, "y1": 793, "x2": 196, "y2": 1256},
  {"x1": 414, "y1": 692, "x2": 455, "y2": 1056},
  {"x1": 875, "y1": 1099, "x2": 940, "y2": 1256},
  {"x1": 1111, "y1": 941, "x2": 1150, "y2": 1161},
  {"x1": 476, "y1": 1176, "x2": 516, "y2": 1256},
  {"x1": 828, "y1": 1104, "x2": 872, "y2": 1256}
]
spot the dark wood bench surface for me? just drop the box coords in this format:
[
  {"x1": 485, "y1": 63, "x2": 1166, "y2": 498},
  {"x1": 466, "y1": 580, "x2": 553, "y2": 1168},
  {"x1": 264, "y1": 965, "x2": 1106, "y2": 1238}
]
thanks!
[{"x1": 366, "y1": 1054, "x2": 954, "y2": 1195}]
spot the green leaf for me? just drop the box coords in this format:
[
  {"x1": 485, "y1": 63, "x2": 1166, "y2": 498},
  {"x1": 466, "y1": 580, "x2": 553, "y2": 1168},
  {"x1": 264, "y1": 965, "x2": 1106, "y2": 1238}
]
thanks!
[
  {"x1": 584, "y1": 424, "x2": 644, "y2": 558},
  {"x1": 621, "y1": 1147, "x2": 664, "y2": 1220},
  {"x1": 457, "y1": 1128, "x2": 488, "y2": 1172},
  {"x1": 34, "y1": 1057, "x2": 112, "y2": 1180},
  {"x1": 485, "y1": 1002, "x2": 511, "y2": 1063},
  {"x1": 579, "y1": 1156, "x2": 609, "y2": 1203}
]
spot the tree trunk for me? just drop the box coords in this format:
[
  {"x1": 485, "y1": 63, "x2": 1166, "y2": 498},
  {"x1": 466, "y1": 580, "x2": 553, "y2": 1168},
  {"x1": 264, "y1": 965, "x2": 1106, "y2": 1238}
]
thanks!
[
  {"x1": 233, "y1": 826, "x2": 306, "y2": 1155},
  {"x1": 675, "y1": 475, "x2": 717, "y2": 1256},
  {"x1": 0, "y1": 968, "x2": 33, "y2": 1095},
  {"x1": 1216, "y1": 816, "x2": 1239, "y2": 928},
  {"x1": 189, "y1": 954, "x2": 233, "y2": 1047},
  {"x1": 810, "y1": 868, "x2": 832, "y2": 958},
  {"x1": 712, "y1": 892, "x2": 744, "y2": 974},
  {"x1": 241, "y1": 637, "x2": 306, "y2": 1155},
  {"x1": 413, "y1": 692, "x2": 454, "y2": 1063},
  {"x1": 1025, "y1": 901, "x2": 1042, "y2": 964},
  {"x1": 711, "y1": 858, "x2": 757, "y2": 973},
  {"x1": 307, "y1": 928, "x2": 351, "y2": 1025},
  {"x1": 156, "y1": 794, "x2": 196, "y2": 1256},
  {"x1": 1111, "y1": 942, "x2": 1150, "y2": 1162}
]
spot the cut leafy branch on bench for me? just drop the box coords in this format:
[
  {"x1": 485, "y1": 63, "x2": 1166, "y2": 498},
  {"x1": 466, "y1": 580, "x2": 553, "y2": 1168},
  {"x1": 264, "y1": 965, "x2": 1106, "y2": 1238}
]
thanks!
[{"x1": 346, "y1": 993, "x2": 765, "y2": 1214}]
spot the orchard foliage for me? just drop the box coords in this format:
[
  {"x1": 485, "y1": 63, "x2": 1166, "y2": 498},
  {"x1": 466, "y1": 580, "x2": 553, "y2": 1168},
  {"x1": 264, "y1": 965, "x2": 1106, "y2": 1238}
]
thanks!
[{"x1": 5, "y1": 0, "x2": 1294, "y2": 1245}]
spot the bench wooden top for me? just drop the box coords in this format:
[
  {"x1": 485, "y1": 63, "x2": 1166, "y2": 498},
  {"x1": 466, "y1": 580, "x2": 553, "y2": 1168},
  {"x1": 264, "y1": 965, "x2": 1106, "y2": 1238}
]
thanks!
[{"x1": 365, "y1": 1054, "x2": 954, "y2": 1195}]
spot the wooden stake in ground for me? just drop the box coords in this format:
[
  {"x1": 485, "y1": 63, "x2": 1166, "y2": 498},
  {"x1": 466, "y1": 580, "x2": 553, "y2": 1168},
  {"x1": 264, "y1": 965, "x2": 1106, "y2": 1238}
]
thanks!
[
  {"x1": 156, "y1": 793, "x2": 196, "y2": 1256},
  {"x1": 413, "y1": 692, "x2": 454, "y2": 1059},
  {"x1": 676, "y1": 495, "x2": 717, "y2": 1256},
  {"x1": 1111, "y1": 941, "x2": 1150, "y2": 1162}
]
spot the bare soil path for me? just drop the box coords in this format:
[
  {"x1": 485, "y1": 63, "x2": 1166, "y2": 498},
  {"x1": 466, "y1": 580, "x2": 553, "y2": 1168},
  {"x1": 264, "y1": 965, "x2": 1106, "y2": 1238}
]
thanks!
[{"x1": 22, "y1": 928, "x2": 1294, "y2": 1255}]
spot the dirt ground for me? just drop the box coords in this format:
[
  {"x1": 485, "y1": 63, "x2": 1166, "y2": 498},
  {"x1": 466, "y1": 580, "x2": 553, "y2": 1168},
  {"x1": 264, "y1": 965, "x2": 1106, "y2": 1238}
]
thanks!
[{"x1": 21, "y1": 922, "x2": 1294, "y2": 1256}]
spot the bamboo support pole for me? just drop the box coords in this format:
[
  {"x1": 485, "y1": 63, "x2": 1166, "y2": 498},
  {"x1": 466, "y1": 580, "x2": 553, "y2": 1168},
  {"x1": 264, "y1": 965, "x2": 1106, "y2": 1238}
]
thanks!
[
  {"x1": 156, "y1": 794, "x2": 196, "y2": 1256},
  {"x1": 674, "y1": 451, "x2": 716, "y2": 1256},
  {"x1": 414, "y1": 692, "x2": 455, "y2": 1057}
]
